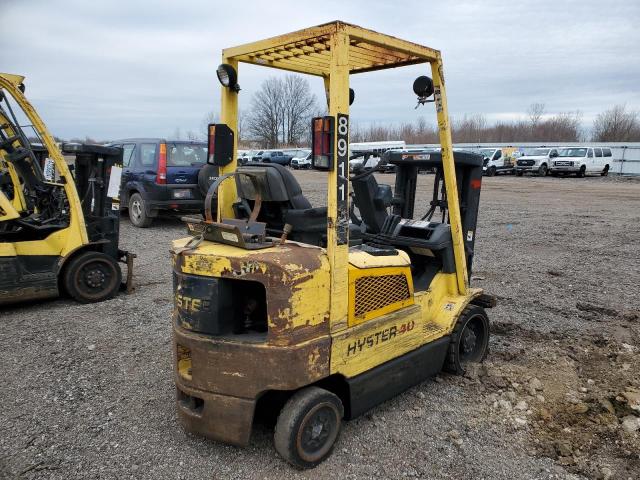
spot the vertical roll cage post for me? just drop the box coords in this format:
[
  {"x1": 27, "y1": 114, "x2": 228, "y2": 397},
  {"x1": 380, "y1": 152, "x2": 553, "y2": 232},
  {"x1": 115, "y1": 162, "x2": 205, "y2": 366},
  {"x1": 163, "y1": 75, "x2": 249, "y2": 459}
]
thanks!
[{"x1": 217, "y1": 23, "x2": 469, "y2": 331}]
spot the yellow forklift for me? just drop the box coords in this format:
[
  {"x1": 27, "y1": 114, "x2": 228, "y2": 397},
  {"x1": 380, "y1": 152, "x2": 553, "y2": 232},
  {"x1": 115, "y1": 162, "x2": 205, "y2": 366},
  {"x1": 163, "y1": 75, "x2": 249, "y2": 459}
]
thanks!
[
  {"x1": 0, "y1": 73, "x2": 133, "y2": 306},
  {"x1": 171, "y1": 22, "x2": 494, "y2": 468}
]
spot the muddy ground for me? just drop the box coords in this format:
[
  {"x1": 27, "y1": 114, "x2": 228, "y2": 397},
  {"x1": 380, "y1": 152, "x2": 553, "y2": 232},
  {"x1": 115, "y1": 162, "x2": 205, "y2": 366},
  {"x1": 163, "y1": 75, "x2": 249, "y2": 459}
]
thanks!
[{"x1": 1, "y1": 172, "x2": 639, "y2": 479}]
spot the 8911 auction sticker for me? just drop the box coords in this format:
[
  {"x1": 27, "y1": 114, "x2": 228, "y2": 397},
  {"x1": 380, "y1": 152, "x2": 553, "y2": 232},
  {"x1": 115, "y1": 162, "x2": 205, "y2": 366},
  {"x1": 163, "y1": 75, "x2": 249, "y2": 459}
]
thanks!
[{"x1": 336, "y1": 113, "x2": 349, "y2": 245}]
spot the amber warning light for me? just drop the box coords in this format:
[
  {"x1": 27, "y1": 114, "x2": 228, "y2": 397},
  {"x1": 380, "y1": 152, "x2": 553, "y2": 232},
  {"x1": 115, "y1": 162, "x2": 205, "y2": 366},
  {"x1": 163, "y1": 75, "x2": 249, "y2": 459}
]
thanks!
[{"x1": 311, "y1": 116, "x2": 335, "y2": 170}]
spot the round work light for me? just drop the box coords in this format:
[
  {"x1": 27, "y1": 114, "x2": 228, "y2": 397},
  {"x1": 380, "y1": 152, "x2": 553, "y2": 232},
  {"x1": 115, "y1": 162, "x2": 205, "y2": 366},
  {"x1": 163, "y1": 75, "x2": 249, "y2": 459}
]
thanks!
[
  {"x1": 413, "y1": 76, "x2": 434, "y2": 98},
  {"x1": 216, "y1": 64, "x2": 240, "y2": 92}
]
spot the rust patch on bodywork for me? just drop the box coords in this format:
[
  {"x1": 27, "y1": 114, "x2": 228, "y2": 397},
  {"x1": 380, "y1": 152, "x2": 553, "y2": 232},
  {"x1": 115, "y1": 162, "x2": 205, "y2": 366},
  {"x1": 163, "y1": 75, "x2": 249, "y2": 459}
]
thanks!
[
  {"x1": 172, "y1": 240, "x2": 331, "y2": 345},
  {"x1": 174, "y1": 326, "x2": 331, "y2": 399}
]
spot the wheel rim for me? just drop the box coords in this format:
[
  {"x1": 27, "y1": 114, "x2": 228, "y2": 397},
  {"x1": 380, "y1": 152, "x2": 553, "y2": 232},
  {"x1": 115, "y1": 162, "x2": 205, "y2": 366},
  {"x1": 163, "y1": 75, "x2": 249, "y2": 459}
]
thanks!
[
  {"x1": 131, "y1": 199, "x2": 142, "y2": 221},
  {"x1": 73, "y1": 258, "x2": 118, "y2": 301},
  {"x1": 296, "y1": 403, "x2": 339, "y2": 463},
  {"x1": 458, "y1": 315, "x2": 487, "y2": 364}
]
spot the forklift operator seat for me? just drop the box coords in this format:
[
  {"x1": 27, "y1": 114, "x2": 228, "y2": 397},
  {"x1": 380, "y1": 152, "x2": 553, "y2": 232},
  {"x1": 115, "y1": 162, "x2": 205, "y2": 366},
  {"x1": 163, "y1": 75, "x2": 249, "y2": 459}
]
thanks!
[{"x1": 234, "y1": 163, "x2": 327, "y2": 245}]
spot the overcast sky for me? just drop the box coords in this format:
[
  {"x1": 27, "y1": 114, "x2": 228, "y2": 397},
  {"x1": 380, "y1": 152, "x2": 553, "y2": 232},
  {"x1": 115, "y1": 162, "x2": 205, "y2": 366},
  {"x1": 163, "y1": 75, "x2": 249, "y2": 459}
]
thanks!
[{"x1": 2, "y1": 0, "x2": 639, "y2": 140}]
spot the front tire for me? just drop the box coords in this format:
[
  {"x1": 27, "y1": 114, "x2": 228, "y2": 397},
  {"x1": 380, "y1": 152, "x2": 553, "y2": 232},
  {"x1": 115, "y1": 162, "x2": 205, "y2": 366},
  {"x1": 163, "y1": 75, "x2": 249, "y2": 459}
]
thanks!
[
  {"x1": 516, "y1": 170, "x2": 524, "y2": 177},
  {"x1": 444, "y1": 305, "x2": 490, "y2": 375},
  {"x1": 63, "y1": 251, "x2": 122, "y2": 303},
  {"x1": 487, "y1": 166, "x2": 496, "y2": 177},
  {"x1": 274, "y1": 387, "x2": 343, "y2": 469},
  {"x1": 576, "y1": 165, "x2": 586, "y2": 178},
  {"x1": 539, "y1": 164, "x2": 548, "y2": 176},
  {"x1": 601, "y1": 165, "x2": 609, "y2": 176},
  {"x1": 129, "y1": 193, "x2": 152, "y2": 228}
]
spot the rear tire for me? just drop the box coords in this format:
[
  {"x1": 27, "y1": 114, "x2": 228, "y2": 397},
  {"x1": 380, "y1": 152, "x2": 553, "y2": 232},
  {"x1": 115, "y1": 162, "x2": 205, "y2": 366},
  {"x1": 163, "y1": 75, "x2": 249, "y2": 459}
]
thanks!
[
  {"x1": 63, "y1": 251, "x2": 121, "y2": 303},
  {"x1": 444, "y1": 305, "x2": 490, "y2": 375},
  {"x1": 274, "y1": 387, "x2": 343, "y2": 469},
  {"x1": 129, "y1": 193, "x2": 152, "y2": 227},
  {"x1": 601, "y1": 165, "x2": 609, "y2": 176}
]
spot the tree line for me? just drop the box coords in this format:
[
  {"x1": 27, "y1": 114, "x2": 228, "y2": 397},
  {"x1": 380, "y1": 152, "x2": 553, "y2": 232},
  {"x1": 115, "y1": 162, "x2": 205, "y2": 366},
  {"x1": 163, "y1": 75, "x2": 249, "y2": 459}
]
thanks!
[{"x1": 241, "y1": 75, "x2": 639, "y2": 146}]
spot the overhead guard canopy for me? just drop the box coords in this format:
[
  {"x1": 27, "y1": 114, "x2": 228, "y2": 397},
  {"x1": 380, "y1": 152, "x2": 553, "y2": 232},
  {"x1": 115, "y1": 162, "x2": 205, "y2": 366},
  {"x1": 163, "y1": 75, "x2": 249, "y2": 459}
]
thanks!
[{"x1": 223, "y1": 21, "x2": 440, "y2": 76}]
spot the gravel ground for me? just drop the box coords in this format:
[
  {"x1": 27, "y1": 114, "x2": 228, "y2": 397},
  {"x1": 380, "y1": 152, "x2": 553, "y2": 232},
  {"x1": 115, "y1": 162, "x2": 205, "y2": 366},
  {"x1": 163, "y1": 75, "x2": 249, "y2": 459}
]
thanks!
[{"x1": 1, "y1": 172, "x2": 639, "y2": 480}]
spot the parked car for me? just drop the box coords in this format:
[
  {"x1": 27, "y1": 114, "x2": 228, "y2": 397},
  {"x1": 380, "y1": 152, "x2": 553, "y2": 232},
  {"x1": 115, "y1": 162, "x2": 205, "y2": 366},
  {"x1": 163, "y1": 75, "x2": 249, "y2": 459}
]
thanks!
[
  {"x1": 479, "y1": 148, "x2": 515, "y2": 176},
  {"x1": 237, "y1": 150, "x2": 254, "y2": 165},
  {"x1": 290, "y1": 150, "x2": 312, "y2": 169},
  {"x1": 257, "y1": 150, "x2": 292, "y2": 165},
  {"x1": 549, "y1": 147, "x2": 612, "y2": 177},
  {"x1": 251, "y1": 150, "x2": 268, "y2": 162},
  {"x1": 110, "y1": 138, "x2": 212, "y2": 227},
  {"x1": 515, "y1": 147, "x2": 559, "y2": 176}
]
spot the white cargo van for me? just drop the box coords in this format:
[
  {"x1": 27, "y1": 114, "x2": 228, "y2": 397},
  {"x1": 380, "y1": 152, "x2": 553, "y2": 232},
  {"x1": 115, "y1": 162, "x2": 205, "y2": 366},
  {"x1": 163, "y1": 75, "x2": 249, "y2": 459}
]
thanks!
[
  {"x1": 479, "y1": 148, "x2": 515, "y2": 176},
  {"x1": 549, "y1": 147, "x2": 612, "y2": 177}
]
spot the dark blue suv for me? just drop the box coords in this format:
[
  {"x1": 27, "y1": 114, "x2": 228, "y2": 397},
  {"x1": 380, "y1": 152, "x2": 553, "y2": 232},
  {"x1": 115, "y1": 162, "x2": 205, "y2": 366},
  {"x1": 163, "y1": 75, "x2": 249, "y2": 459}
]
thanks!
[{"x1": 110, "y1": 138, "x2": 214, "y2": 227}]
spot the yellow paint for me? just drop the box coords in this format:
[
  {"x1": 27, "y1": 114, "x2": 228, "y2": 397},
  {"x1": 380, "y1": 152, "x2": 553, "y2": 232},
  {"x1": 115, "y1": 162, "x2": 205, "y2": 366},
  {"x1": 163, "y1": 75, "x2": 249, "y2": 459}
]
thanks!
[
  {"x1": 326, "y1": 26, "x2": 350, "y2": 335},
  {"x1": 347, "y1": 264, "x2": 414, "y2": 326},
  {"x1": 430, "y1": 58, "x2": 468, "y2": 295},
  {"x1": 0, "y1": 73, "x2": 89, "y2": 260},
  {"x1": 331, "y1": 304, "x2": 424, "y2": 378},
  {"x1": 0, "y1": 242, "x2": 17, "y2": 257},
  {"x1": 0, "y1": 191, "x2": 19, "y2": 221},
  {"x1": 173, "y1": 238, "x2": 331, "y2": 339},
  {"x1": 348, "y1": 249, "x2": 410, "y2": 269},
  {"x1": 218, "y1": 57, "x2": 239, "y2": 221}
]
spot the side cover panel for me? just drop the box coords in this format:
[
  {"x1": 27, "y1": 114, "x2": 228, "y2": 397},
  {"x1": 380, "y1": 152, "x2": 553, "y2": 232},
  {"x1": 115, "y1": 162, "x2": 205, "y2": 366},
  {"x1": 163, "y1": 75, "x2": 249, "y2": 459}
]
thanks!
[{"x1": 0, "y1": 255, "x2": 59, "y2": 305}]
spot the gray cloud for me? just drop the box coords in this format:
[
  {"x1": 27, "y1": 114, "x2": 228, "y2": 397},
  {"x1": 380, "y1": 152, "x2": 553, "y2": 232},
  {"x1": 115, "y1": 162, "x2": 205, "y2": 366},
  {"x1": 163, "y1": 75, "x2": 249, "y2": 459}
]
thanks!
[{"x1": 2, "y1": 0, "x2": 639, "y2": 139}]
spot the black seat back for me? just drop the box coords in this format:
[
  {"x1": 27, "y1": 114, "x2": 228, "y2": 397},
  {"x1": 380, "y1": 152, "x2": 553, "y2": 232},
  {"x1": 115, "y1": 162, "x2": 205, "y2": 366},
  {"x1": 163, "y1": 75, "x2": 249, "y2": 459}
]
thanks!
[{"x1": 236, "y1": 163, "x2": 311, "y2": 210}]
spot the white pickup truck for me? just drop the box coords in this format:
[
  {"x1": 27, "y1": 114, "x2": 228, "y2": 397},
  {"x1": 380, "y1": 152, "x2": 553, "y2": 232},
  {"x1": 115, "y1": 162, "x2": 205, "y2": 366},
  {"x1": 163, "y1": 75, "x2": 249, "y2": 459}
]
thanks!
[
  {"x1": 515, "y1": 147, "x2": 559, "y2": 176},
  {"x1": 549, "y1": 147, "x2": 612, "y2": 177}
]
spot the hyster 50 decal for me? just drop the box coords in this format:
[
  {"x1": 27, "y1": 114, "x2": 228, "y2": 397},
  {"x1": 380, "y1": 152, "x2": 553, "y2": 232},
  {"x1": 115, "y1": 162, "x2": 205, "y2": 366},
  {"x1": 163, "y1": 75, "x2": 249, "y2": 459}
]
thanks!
[{"x1": 346, "y1": 320, "x2": 415, "y2": 357}]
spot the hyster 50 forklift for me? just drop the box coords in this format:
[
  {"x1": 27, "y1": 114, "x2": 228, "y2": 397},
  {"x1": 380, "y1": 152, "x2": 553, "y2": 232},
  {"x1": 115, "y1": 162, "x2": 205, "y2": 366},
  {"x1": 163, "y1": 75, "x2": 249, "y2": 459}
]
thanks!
[
  {"x1": 0, "y1": 73, "x2": 133, "y2": 306},
  {"x1": 171, "y1": 22, "x2": 494, "y2": 468}
]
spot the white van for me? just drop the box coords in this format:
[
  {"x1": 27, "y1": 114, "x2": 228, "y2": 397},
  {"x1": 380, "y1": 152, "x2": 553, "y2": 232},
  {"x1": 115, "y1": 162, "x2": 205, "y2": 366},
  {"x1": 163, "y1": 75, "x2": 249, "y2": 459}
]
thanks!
[
  {"x1": 479, "y1": 148, "x2": 515, "y2": 176},
  {"x1": 549, "y1": 147, "x2": 612, "y2": 177},
  {"x1": 515, "y1": 147, "x2": 559, "y2": 176}
]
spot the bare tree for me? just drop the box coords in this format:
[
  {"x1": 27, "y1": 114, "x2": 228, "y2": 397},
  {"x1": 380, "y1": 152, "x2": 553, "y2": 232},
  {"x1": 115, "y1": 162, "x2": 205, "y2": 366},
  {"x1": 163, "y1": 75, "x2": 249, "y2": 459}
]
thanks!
[
  {"x1": 527, "y1": 103, "x2": 545, "y2": 127},
  {"x1": 281, "y1": 75, "x2": 317, "y2": 145},
  {"x1": 246, "y1": 77, "x2": 284, "y2": 148},
  {"x1": 592, "y1": 104, "x2": 640, "y2": 141},
  {"x1": 201, "y1": 111, "x2": 219, "y2": 138},
  {"x1": 247, "y1": 75, "x2": 317, "y2": 148}
]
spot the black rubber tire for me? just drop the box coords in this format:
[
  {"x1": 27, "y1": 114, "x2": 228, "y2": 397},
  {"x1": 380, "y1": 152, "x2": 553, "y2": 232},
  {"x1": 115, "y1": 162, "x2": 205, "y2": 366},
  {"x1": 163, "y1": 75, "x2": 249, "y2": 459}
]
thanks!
[
  {"x1": 487, "y1": 166, "x2": 496, "y2": 177},
  {"x1": 539, "y1": 164, "x2": 548, "y2": 176},
  {"x1": 516, "y1": 171, "x2": 524, "y2": 177},
  {"x1": 274, "y1": 387, "x2": 343, "y2": 469},
  {"x1": 601, "y1": 165, "x2": 609, "y2": 176},
  {"x1": 62, "y1": 251, "x2": 122, "y2": 303},
  {"x1": 198, "y1": 164, "x2": 219, "y2": 197},
  {"x1": 576, "y1": 166, "x2": 586, "y2": 178},
  {"x1": 443, "y1": 304, "x2": 490, "y2": 375},
  {"x1": 129, "y1": 192, "x2": 152, "y2": 228}
]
